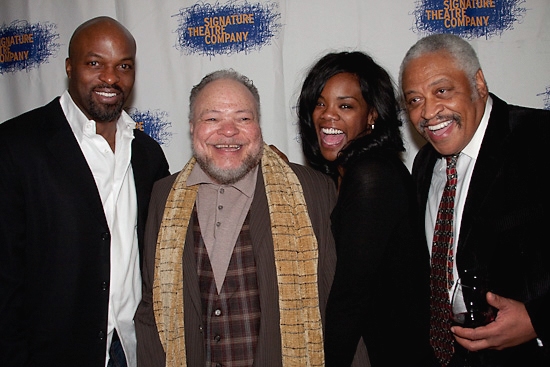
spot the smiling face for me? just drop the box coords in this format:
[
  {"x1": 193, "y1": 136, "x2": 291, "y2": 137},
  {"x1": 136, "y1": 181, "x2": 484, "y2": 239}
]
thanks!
[
  {"x1": 66, "y1": 19, "x2": 136, "y2": 124},
  {"x1": 401, "y1": 51, "x2": 488, "y2": 156},
  {"x1": 190, "y1": 78, "x2": 263, "y2": 185},
  {"x1": 312, "y1": 72, "x2": 376, "y2": 162}
]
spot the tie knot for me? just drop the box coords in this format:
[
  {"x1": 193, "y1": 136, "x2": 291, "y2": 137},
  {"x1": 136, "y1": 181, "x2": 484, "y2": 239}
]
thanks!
[
  {"x1": 445, "y1": 154, "x2": 458, "y2": 181},
  {"x1": 445, "y1": 154, "x2": 458, "y2": 169}
]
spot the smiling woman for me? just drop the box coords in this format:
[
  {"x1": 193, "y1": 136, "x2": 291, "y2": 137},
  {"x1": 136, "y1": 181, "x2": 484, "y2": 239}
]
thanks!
[
  {"x1": 312, "y1": 72, "x2": 374, "y2": 165},
  {"x1": 297, "y1": 51, "x2": 434, "y2": 367}
]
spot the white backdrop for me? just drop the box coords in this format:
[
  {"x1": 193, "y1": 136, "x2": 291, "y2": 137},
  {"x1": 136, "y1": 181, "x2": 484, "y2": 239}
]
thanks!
[{"x1": 2, "y1": 0, "x2": 549, "y2": 173}]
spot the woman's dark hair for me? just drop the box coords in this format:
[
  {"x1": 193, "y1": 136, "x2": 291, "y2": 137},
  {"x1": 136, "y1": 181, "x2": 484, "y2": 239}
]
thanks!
[{"x1": 297, "y1": 51, "x2": 404, "y2": 178}]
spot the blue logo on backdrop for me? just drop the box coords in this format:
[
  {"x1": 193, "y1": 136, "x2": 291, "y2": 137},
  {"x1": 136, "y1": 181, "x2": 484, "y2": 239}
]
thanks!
[
  {"x1": 0, "y1": 20, "x2": 60, "y2": 74},
  {"x1": 128, "y1": 108, "x2": 173, "y2": 146},
  {"x1": 537, "y1": 86, "x2": 550, "y2": 111},
  {"x1": 174, "y1": 1, "x2": 282, "y2": 57},
  {"x1": 412, "y1": 0, "x2": 527, "y2": 38}
]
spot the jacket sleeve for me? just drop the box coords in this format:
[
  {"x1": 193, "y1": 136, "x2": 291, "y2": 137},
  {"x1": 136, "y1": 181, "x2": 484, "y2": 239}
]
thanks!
[
  {"x1": 324, "y1": 157, "x2": 432, "y2": 367},
  {"x1": 135, "y1": 175, "x2": 176, "y2": 367},
  {"x1": 289, "y1": 163, "x2": 370, "y2": 367},
  {"x1": 0, "y1": 126, "x2": 29, "y2": 366}
]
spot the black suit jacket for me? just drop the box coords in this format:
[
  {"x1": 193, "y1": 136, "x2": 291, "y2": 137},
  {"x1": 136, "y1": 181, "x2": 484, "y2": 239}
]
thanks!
[
  {"x1": 0, "y1": 98, "x2": 170, "y2": 367},
  {"x1": 412, "y1": 94, "x2": 550, "y2": 366},
  {"x1": 324, "y1": 152, "x2": 432, "y2": 367}
]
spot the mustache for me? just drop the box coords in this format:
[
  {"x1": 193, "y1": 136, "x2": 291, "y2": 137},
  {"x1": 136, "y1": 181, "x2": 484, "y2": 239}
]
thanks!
[
  {"x1": 419, "y1": 113, "x2": 461, "y2": 129},
  {"x1": 94, "y1": 83, "x2": 123, "y2": 92}
]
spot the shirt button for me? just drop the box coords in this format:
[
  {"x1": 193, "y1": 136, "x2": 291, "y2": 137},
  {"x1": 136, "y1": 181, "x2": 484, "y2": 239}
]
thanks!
[
  {"x1": 214, "y1": 334, "x2": 221, "y2": 342},
  {"x1": 219, "y1": 188, "x2": 224, "y2": 194},
  {"x1": 216, "y1": 222, "x2": 221, "y2": 227},
  {"x1": 218, "y1": 205, "x2": 223, "y2": 210},
  {"x1": 214, "y1": 309, "x2": 222, "y2": 316}
]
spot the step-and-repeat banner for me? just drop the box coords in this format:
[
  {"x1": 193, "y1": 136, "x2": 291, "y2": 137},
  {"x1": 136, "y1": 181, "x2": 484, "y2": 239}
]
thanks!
[{"x1": 2, "y1": 0, "x2": 549, "y2": 172}]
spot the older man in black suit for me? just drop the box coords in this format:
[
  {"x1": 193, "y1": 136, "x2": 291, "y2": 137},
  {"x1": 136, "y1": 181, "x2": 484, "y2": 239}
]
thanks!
[
  {"x1": 399, "y1": 33, "x2": 549, "y2": 367},
  {"x1": 0, "y1": 17, "x2": 169, "y2": 367}
]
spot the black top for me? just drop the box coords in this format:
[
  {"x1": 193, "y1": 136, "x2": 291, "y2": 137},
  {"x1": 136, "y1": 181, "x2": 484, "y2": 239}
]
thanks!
[{"x1": 324, "y1": 151, "x2": 433, "y2": 367}]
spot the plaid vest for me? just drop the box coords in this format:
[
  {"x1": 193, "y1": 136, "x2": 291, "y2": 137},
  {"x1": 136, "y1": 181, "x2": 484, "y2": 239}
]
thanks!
[{"x1": 193, "y1": 208, "x2": 261, "y2": 367}]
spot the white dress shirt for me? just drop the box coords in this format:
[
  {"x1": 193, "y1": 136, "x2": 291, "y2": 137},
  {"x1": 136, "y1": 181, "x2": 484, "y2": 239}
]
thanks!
[
  {"x1": 60, "y1": 91, "x2": 140, "y2": 367},
  {"x1": 426, "y1": 96, "x2": 493, "y2": 299}
]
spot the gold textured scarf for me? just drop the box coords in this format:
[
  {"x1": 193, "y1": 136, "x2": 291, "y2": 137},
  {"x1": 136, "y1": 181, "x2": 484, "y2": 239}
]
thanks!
[{"x1": 152, "y1": 144, "x2": 324, "y2": 367}]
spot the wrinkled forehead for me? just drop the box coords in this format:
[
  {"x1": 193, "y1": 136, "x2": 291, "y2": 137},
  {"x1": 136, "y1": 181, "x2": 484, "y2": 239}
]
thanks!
[{"x1": 196, "y1": 79, "x2": 258, "y2": 112}]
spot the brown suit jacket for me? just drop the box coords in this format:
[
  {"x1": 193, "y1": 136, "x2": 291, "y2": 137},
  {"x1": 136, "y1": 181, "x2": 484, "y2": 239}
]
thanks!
[{"x1": 135, "y1": 161, "x2": 369, "y2": 366}]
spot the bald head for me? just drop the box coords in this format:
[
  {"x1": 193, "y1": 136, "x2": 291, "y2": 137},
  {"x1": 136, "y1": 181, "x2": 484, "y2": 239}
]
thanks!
[
  {"x1": 65, "y1": 16, "x2": 137, "y2": 125},
  {"x1": 68, "y1": 16, "x2": 136, "y2": 59}
]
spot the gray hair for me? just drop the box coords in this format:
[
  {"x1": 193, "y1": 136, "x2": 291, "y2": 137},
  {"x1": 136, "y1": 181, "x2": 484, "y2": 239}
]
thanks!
[
  {"x1": 398, "y1": 34, "x2": 484, "y2": 99},
  {"x1": 188, "y1": 69, "x2": 261, "y2": 121}
]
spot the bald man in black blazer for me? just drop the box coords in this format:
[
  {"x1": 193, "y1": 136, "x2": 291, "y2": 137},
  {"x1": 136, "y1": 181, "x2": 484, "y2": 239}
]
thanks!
[{"x1": 0, "y1": 17, "x2": 169, "y2": 367}]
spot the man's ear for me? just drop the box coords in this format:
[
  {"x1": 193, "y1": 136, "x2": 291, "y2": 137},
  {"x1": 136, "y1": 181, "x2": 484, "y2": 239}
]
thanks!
[
  {"x1": 475, "y1": 69, "x2": 488, "y2": 99},
  {"x1": 65, "y1": 58, "x2": 71, "y2": 78}
]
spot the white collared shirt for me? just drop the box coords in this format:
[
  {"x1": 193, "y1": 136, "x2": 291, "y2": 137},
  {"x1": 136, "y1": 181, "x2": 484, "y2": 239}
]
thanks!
[
  {"x1": 426, "y1": 96, "x2": 493, "y2": 298},
  {"x1": 60, "y1": 91, "x2": 140, "y2": 367}
]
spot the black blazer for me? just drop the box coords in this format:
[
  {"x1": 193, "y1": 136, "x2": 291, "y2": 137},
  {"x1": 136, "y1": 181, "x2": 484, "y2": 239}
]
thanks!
[
  {"x1": 324, "y1": 151, "x2": 432, "y2": 367},
  {"x1": 412, "y1": 94, "x2": 550, "y2": 366},
  {"x1": 0, "y1": 98, "x2": 170, "y2": 367}
]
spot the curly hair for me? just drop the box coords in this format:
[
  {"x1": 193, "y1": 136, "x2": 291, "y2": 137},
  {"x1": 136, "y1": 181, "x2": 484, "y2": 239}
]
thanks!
[{"x1": 297, "y1": 51, "x2": 404, "y2": 178}]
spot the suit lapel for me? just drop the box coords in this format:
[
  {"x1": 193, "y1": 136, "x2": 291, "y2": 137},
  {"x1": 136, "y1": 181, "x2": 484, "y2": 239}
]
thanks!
[
  {"x1": 458, "y1": 95, "x2": 512, "y2": 252},
  {"x1": 248, "y1": 168, "x2": 281, "y2": 363},
  {"x1": 414, "y1": 145, "x2": 439, "y2": 220},
  {"x1": 131, "y1": 137, "x2": 146, "y2": 216},
  {"x1": 183, "y1": 213, "x2": 203, "y2": 320},
  {"x1": 249, "y1": 168, "x2": 273, "y2": 266},
  {"x1": 131, "y1": 136, "x2": 149, "y2": 261},
  {"x1": 45, "y1": 101, "x2": 107, "y2": 228}
]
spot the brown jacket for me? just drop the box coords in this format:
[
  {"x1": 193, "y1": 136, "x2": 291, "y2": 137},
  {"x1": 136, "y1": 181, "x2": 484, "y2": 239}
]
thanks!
[{"x1": 135, "y1": 161, "x2": 368, "y2": 366}]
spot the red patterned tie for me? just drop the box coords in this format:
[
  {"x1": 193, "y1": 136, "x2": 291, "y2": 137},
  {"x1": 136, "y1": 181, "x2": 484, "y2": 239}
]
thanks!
[{"x1": 429, "y1": 155, "x2": 458, "y2": 366}]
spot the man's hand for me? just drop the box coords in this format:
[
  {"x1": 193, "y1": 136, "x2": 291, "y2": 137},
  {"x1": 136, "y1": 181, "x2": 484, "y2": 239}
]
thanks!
[{"x1": 451, "y1": 292, "x2": 537, "y2": 351}]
